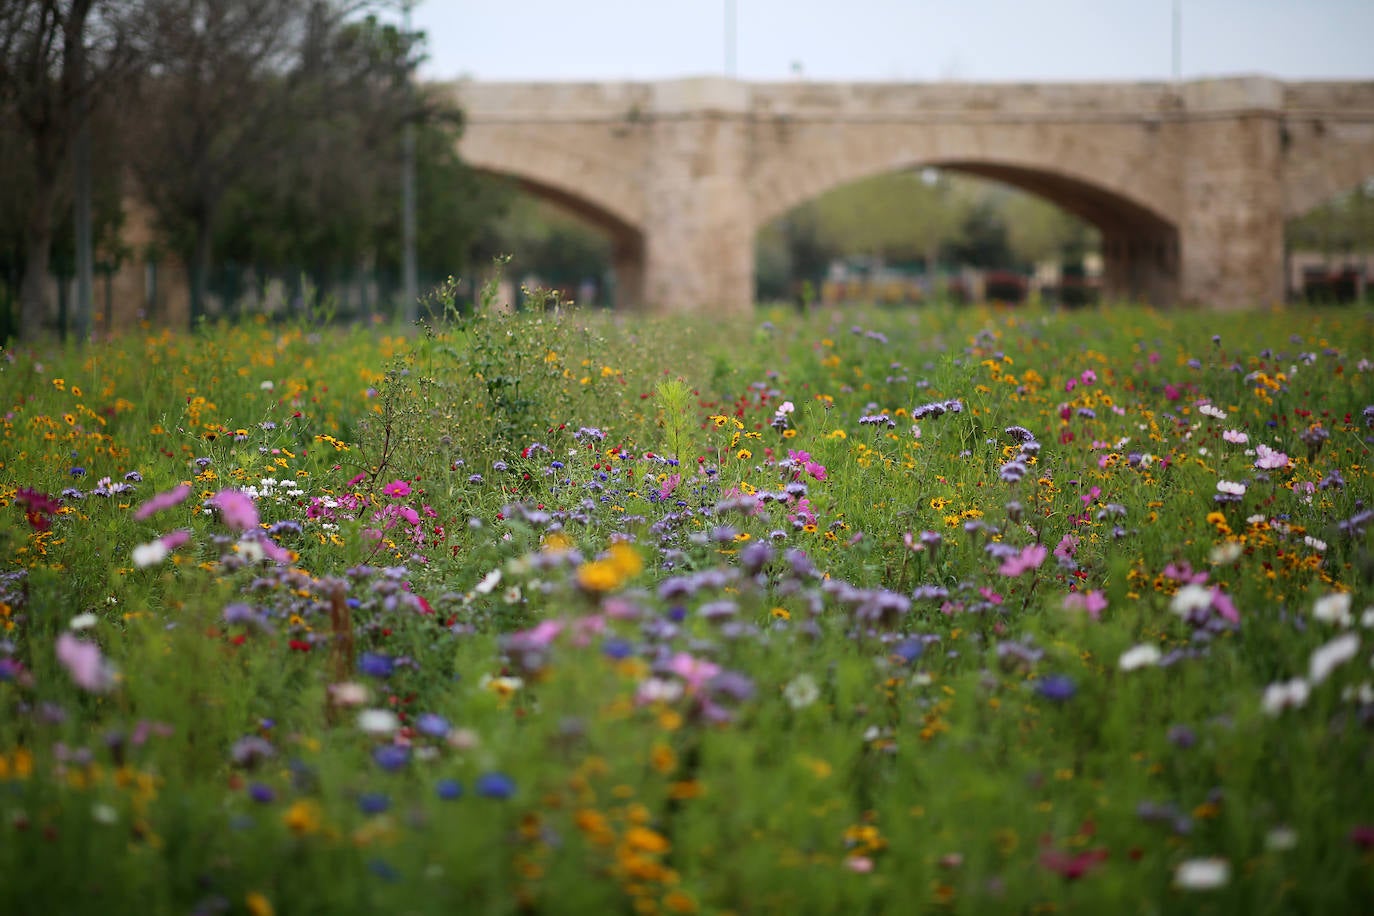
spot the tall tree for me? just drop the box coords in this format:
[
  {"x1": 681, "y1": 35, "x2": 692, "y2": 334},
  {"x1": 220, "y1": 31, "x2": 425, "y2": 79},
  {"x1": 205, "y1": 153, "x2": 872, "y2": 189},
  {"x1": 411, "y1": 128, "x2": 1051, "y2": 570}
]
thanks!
[{"x1": 0, "y1": 0, "x2": 140, "y2": 342}]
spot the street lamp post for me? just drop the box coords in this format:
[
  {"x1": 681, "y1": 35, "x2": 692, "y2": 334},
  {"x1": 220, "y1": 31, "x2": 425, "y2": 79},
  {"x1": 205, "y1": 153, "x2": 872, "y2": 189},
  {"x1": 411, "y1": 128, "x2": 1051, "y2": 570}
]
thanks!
[{"x1": 725, "y1": 0, "x2": 736, "y2": 77}]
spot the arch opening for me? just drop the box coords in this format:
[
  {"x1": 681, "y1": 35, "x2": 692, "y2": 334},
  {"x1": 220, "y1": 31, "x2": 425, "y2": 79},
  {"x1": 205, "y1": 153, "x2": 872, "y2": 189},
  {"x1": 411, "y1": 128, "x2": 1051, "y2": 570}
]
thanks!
[
  {"x1": 1284, "y1": 176, "x2": 1374, "y2": 304},
  {"x1": 464, "y1": 169, "x2": 646, "y2": 311},
  {"x1": 756, "y1": 159, "x2": 1179, "y2": 307}
]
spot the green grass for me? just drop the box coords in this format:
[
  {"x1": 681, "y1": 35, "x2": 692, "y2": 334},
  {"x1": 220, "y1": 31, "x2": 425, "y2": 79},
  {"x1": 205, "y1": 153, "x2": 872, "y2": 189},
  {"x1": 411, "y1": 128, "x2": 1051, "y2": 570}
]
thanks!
[{"x1": 1, "y1": 301, "x2": 1372, "y2": 915}]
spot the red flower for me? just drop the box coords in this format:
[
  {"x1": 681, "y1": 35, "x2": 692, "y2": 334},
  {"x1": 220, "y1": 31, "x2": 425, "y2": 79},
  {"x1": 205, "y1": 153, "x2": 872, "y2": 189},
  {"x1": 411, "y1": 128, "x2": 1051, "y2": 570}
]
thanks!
[
  {"x1": 16, "y1": 488, "x2": 60, "y2": 532},
  {"x1": 1040, "y1": 846, "x2": 1109, "y2": 880}
]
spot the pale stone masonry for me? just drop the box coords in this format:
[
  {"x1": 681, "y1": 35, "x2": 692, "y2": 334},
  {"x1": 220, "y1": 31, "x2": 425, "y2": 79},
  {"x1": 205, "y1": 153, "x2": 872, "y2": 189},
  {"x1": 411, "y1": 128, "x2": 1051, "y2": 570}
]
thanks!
[{"x1": 447, "y1": 76, "x2": 1374, "y2": 313}]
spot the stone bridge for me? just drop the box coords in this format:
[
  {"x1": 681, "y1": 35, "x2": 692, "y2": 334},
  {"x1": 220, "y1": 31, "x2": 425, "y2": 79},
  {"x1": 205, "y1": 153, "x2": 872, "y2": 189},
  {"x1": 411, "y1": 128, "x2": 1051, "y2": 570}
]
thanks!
[{"x1": 443, "y1": 77, "x2": 1374, "y2": 312}]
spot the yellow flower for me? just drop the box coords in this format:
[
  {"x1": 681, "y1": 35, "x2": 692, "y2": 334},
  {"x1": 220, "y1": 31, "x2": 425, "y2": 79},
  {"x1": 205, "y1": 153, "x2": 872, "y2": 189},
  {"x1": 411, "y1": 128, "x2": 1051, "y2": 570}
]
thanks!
[
  {"x1": 576, "y1": 541, "x2": 643, "y2": 593},
  {"x1": 283, "y1": 799, "x2": 322, "y2": 835},
  {"x1": 650, "y1": 744, "x2": 677, "y2": 774},
  {"x1": 735, "y1": 448, "x2": 751, "y2": 460},
  {"x1": 245, "y1": 893, "x2": 274, "y2": 916}
]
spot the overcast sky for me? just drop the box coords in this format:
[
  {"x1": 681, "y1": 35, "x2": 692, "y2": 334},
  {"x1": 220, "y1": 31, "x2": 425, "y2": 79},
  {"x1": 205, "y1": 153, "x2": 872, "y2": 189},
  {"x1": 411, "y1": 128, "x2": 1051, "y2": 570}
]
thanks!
[{"x1": 409, "y1": 0, "x2": 1374, "y2": 84}]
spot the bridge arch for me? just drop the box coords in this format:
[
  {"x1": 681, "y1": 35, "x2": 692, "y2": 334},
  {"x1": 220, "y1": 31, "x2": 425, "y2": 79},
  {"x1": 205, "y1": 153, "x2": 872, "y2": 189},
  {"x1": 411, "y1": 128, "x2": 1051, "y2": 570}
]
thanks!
[
  {"x1": 750, "y1": 122, "x2": 1182, "y2": 303},
  {"x1": 457, "y1": 127, "x2": 649, "y2": 308}
]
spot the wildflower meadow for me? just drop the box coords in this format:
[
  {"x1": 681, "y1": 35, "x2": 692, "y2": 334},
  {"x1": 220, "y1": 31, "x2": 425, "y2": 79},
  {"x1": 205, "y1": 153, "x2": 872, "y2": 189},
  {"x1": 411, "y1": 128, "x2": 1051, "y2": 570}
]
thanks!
[{"x1": 2, "y1": 297, "x2": 1373, "y2": 915}]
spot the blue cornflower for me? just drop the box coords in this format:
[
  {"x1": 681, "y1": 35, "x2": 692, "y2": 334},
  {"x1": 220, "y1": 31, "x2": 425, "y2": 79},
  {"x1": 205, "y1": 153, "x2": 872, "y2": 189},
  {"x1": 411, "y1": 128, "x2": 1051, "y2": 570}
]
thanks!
[
  {"x1": 1036, "y1": 675, "x2": 1077, "y2": 702},
  {"x1": 358, "y1": 652, "x2": 394, "y2": 679},
  {"x1": 372, "y1": 745, "x2": 409, "y2": 772},
  {"x1": 248, "y1": 782, "x2": 276, "y2": 804},
  {"x1": 414, "y1": 713, "x2": 450, "y2": 738},
  {"x1": 436, "y1": 778, "x2": 463, "y2": 801},
  {"x1": 358, "y1": 792, "x2": 391, "y2": 815},
  {"x1": 475, "y1": 772, "x2": 515, "y2": 799}
]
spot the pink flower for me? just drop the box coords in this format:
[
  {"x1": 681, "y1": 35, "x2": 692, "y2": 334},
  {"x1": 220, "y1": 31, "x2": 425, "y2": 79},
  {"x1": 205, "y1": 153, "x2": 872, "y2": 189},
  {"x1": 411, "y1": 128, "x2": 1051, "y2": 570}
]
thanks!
[
  {"x1": 1163, "y1": 384, "x2": 1181, "y2": 401},
  {"x1": 56, "y1": 633, "x2": 115, "y2": 693},
  {"x1": 659, "y1": 474, "x2": 681, "y2": 500},
  {"x1": 668, "y1": 652, "x2": 721, "y2": 691},
  {"x1": 1254, "y1": 444, "x2": 1289, "y2": 470},
  {"x1": 159, "y1": 529, "x2": 191, "y2": 550},
  {"x1": 211, "y1": 489, "x2": 259, "y2": 532},
  {"x1": 803, "y1": 460, "x2": 827, "y2": 481},
  {"x1": 1063, "y1": 590, "x2": 1108, "y2": 620},
  {"x1": 382, "y1": 479, "x2": 412, "y2": 498},
  {"x1": 346, "y1": 473, "x2": 368, "y2": 488},
  {"x1": 1000, "y1": 544, "x2": 1048, "y2": 577},
  {"x1": 1210, "y1": 588, "x2": 1239, "y2": 623},
  {"x1": 1054, "y1": 534, "x2": 1079, "y2": 559},
  {"x1": 1080, "y1": 369, "x2": 1097, "y2": 385},
  {"x1": 132, "y1": 484, "x2": 191, "y2": 521}
]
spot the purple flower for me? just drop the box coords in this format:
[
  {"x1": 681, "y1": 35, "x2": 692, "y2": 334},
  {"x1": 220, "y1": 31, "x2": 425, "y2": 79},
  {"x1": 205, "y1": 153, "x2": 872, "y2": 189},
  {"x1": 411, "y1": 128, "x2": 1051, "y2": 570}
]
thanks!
[
  {"x1": 372, "y1": 745, "x2": 410, "y2": 772},
  {"x1": 358, "y1": 792, "x2": 391, "y2": 815},
  {"x1": 358, "y1": 653, "x2": 394, "y2": 679},
  {"x1": 475, "y1": 772, "x2": 515, "y2": 799},
  {"x1": 414, "y1": 713, "x2": 450, "y2": 738},
  {"x1": 248, "y1": 782, "x2": 276, "y2": 804},
  {"x1": 436, "y1": 778, "x2": 463, "y2": 801},
  {"x1": 1036, "y1": 675, "x2": 1077, "y2": 702}
]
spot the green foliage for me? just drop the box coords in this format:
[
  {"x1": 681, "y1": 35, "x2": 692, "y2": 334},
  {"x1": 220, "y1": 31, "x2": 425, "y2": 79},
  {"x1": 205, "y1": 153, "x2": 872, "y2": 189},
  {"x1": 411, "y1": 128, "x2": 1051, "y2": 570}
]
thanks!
[{"x1": 1, "y1": 302, "x2": 1372, "y2": 914}]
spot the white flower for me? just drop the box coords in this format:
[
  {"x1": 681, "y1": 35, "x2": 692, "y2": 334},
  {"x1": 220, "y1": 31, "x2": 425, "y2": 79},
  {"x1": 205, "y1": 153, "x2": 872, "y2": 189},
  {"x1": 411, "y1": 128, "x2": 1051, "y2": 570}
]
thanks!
[
  {"x1": 1171, "y1": 584, "x2": 1213, "y2": 618},
  {"x1": 776, "y1": 401, "x2": 795, "y2": 415},
  {"x1": 1340, "y1": 682, "x2": 1374, "y2": 705},
  {"x1": 1209, "y1": 542, "x2": 1242, "y2": 565},
  {"x1": 1264, "y1": 827, "x2": 1298, "y2": 852},
  {"x1": 1199, "y1": 403, "x2": 1227, "y2": 419},
  {"x1": 91, "y1": 803, "x2": 119, "y2": 825},
  {"x1": 782, "y1": 673, "x2": 820, "y2": 709},
  {"x1": 1216, "y1": 480, "x2": 1246, "y2": 496},
  {"x1": 1222, "y1": 429, "x2": 1248, "y2": 444},
  {"x1": 1118, "y1": 644, "x2": 1162, "y2": 671},
  {"x1": 636, "y1": 677, "x2": 683, "y2": 704},
  {"x1": 357, "y1": 709, "x2": 400, "y2": 735},
  {"x1": 1309, "y1": 632, "x2": 1361, "y2": 684},
  {"x1": 329, "y1": 682, "x2": 371, "y2": 706},
  {"x1": 474, "y1": 568, "x2": 502, "y2": 594},
  {"x1": 1363, "y1": 608, "x2": 1374, "y2": 629},
  {"x1": 131, "y1": 540, "x2": 170, "y2": 568},
  {"x1": 1261, "y1": 678, "x2": 1310, "y2": 716},
  {"x1": 236, "y1": 538, "x2": 265, "y2": 564},
  {"x1": 260, "y1": 380, "x2": 275, "y2": 390},
  {"x1": 1303, "y1": 535, "x2": 1327, "y2": 553},
  {"x1": 1174, "y1": 857, "x2": 1231, "y2": 890},
  {"x1": 1312, "y1": 592, "x2": 1353, "y2": 627},
  {"x1": 69, "y1": 612, "x2": 98, "y2": 631},
  {"x1": 503, "y1": 586, "x2": 523, "y2": 605}
]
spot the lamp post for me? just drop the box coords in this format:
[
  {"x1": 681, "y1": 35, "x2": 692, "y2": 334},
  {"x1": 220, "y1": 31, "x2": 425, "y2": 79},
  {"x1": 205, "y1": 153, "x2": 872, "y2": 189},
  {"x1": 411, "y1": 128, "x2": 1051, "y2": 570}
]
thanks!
[
  {"x1": 1172, "y1": 0, "x2": 1182, "y2": 83},
  {"x1": 725, "y1": 0, "x2": 736, "y2": 77}
]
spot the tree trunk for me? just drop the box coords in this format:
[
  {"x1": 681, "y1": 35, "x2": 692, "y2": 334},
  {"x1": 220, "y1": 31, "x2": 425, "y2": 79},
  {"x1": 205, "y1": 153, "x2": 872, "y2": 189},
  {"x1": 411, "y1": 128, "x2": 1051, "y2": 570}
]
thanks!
[
  {"x1": 189, "y1": 212, "x2": 215, "y2": 329},
  {"x1": 18, "y1": 187, "x2": 56, "y2": 343}
]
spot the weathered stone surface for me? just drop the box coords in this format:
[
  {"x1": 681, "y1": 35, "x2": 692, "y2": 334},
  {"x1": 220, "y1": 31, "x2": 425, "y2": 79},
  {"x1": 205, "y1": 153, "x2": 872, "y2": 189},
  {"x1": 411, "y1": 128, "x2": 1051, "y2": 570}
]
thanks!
[{"x1": 446, "y1": 77, "x2": 1374, "y2": 312}]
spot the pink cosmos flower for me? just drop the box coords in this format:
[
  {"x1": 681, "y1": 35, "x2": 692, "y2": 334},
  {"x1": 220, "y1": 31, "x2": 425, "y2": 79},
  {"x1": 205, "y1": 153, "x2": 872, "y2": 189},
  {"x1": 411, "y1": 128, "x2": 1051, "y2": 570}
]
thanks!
[
  {"x1": 1054, "y1": 534, "x2": 1079, "y2": 559},
  {"x1": 382, "y1": 479, "x2": 412, "y2": 498},
  {"x1": 133, "y1": 484, "x2": 191, "y2": 521},
  {"x1": 160, "y1": 529, "x2": 191, "y2": 550},
  {"x1": 803, "y1": 459, "x2": 827, "y2": 481},
  {"x1": 659, "y1": 474, "x2": 681, "y2": 500},
  {"x1": 1000, "y1": 543, "x2": 1048, "y2": 577},
  {"x1": 668, "y1": 652, "x2": 721, "y2": 691},
  {"x1": 1254, "y1": 444, "x2": 1289, "y2": 470},
  {"x1": 211, "y1": 489, "x2": 259, "y2": 532},
  {"x1": 1063, "y1": 590, "x2": 1108, "y2": 620},
  {"x1": 56, "y1": 633, "x2": 115, "y2": 693}
]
